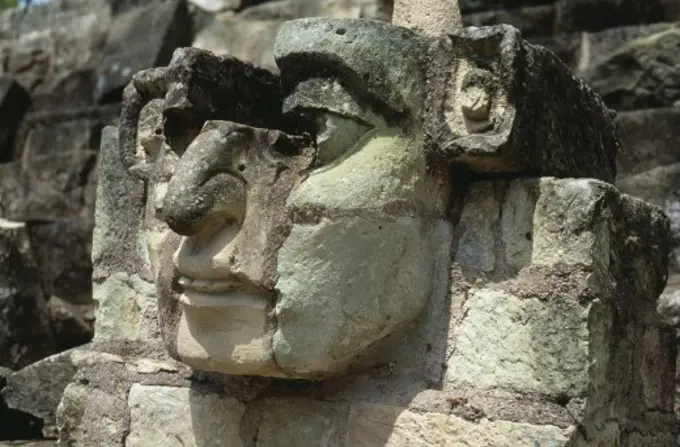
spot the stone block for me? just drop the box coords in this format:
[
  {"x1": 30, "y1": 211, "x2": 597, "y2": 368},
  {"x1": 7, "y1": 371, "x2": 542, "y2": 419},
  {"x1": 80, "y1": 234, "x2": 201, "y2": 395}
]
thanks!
[
  {"x1": 449, "y1": 177, "x2": 675, "y2": 443},
  {"x1": 3, "y1": 348, "x2": 84, "y2": 437},
  {"x1": 13, "y1": 149, "x2": 98, "y2": 219},
  {"x1": 56, "y1": 383, "x2": 128, "y2": 447},
  {"x1": 617, "y1": 163, "x2": 680, "y2": 272},
  {"x1": 192, "y1": 18, "x2": 284, "y2": 72},
  {"x1": 530, "y1": 22, "x2": 673, "y2": 72},
  {"x1": 446, "y1": 288, "x2": 591, "y2": 397},
  {"x1": 616, "y1": 107, "x2": 680, "y2": 177},
  {"x1": 94, "y1": 0, "x2": 192, "y2": 103},
  {"x1": 127, "y1": 385, "x2": 245, "y2": 447},
  {"x1": 93, "y1": 272, "x2": 159, "y2": 343},
  {"x1": 0, "y1": 78, "x2": 31, "y2": 163},
  {"x1": 257, "y1": 398, "x2": 348, "y2": 447},
  {"x1": 583, "y1": 27, "x2": 680, "y2": 110},
  {"x1": 425, "y1": 26, "x2": 618, "y2": 182},
  {"x1": 347, "y1": 402, "x2": 572, "y2": 446},
  {"x1": 91, "y1": 126, "x2": 147, "y2": 279}
]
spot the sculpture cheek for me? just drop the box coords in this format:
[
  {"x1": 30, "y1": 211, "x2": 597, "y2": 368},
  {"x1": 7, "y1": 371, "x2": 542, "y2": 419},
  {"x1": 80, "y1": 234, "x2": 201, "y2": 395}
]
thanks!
[{"x1": 272, "y1": 217, "x2": 452, "y2": 375}]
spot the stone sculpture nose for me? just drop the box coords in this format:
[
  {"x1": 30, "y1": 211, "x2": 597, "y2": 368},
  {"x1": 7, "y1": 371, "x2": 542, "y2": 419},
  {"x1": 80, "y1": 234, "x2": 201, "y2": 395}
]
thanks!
[{"x1": 161, "y1": 123, "x2": 249, "y2": 236}]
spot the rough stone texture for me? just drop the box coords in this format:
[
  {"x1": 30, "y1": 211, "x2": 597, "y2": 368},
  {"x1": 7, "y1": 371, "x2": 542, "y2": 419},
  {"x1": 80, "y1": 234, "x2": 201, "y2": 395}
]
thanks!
[
  {"x1": 127, "y1": 385, "x2": 246, "y2": 446},
  {"x1": 616, "y1": 107, "x2": 680, "y2": 177},
  {"x1": 617, "y1": 162, "x2": 680, "y2": 273},
  {"x1": 192, "y1": 18, "x2": 284, "y2": 72},
  {"x1": 449, "y1": 177, "x2": 676, "y2": 445},
  {"x1": 583, "y1": 27, "x2": 680, "y2": 110},
  {"x1": 392, "y1": 0, "x2": 463, "y2": 36},
  {"x1": 425, "y1": 25, "x2": 618, "y2": 181},
  {"x1": 91, "y1": 126, "x2": 147, "y2": 280},
  {"x1": 0, "y1": 0, "x2": 671, "y2": 445},
  {"x1": 347, "y1": 403, "x2": 572, "y2": 446},
  {"x1": 3, "y1": 348, "x2": 83, "y2": 438},
  {"x1": 94, "y1": 0, "x2": 193, "y2": 103},
  {"x1": 93, "y1": 273, "x2": 159, "y2": 343},
  {"x1": 0, "y1": 220, "x2": 56, "y2": 370}
]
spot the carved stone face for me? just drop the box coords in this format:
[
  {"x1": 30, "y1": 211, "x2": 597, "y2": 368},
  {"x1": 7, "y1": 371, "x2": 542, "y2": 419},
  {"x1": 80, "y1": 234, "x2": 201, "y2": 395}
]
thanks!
[{"x1": 142, "y1": 19, "x2": 454, "y2": 378}]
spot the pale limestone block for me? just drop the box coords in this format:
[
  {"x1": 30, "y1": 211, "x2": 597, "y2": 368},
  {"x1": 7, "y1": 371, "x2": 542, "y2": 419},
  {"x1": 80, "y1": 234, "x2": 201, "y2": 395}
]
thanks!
[
  {"x1": 532, "y1": 178, "x2": 612, "y2": 270},
  {"x1": 347, "y1": 402, "x2": 572, "y2": 446},
  {"x1": 274, "y1": 216, "x2": 452, "y2": 375},
  {"x1": 455, "y1": 182, "x2": 499, "y2": 272},
  {"x1": 93, "y1": 272, "x2": 158, "y2": 342},
  {"x1": 57, "y1": 384, "x2": 128, "y2": 446},
  {"x1": 392, "y1": 0, "x2": 462, "y2": 37},
  {"x1": 446, "y1": 289, "x2": 590, "y2": 397},
  {"x1": 126, "y1": 385, "x2": 245, "y2": 447},
  {"x1": 257, "y1": 398, "x2": 348, "y2": 447}
]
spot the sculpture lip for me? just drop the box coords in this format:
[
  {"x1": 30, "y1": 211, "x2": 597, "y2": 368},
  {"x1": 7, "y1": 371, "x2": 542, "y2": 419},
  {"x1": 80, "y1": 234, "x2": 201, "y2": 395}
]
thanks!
[
  {"x1": 179, "y1": 290, "x2": 270, "y2": 309},
  {"x1": 176, "y1": 275, "x2": 272, "y2": 309},
  {"x1": 177, "y1": 276, "x2": 242, "y2": 293}
]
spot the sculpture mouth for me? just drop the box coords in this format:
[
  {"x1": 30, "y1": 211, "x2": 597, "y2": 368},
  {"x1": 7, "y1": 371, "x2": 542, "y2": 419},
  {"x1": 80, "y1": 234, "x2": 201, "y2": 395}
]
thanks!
[{"x1": 177, "y1": 276, "x2": 272, "y2": 309}]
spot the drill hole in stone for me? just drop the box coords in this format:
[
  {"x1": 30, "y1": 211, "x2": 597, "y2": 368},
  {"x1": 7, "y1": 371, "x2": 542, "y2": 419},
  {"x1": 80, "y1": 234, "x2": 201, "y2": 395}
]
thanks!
[
  {"x1": 238, "y1": 164, "x2": 246, "y2": 172},
  {"x1": 336, "y1": 28, "x2": 346, "y2": 35}
]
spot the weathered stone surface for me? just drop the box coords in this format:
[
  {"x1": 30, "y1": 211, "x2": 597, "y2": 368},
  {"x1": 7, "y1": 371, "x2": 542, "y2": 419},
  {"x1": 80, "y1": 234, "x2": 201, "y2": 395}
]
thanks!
[
  {"x1": 531, "y1": 22, "x2": 673, "y2": 73},
  {"x1": 616, "y1": 107, "x2": 680, "y2": 177},
  {"x1": 274, "y1": 217, "x2": 451, "y2": 375},
  {"x1": 392, "y1": 0, "x2": 462, "y2": 37},
  {"x1": 617, "y1": 163, "x2": 680, "y2": 272},
  {"x1": 127, "y1": 385, "x2": 245, "y2": 447},
  {"x1": 0, "y1": 219, "x2": 56, "y2": 370},
  {"x1": 56, "y1": 383, "x2": 128, "y2": 447},
  {"x1": 192, "y1": 18, "x2": 283, "y2": 72},
  {"x1": 3, "y1": 348, "x2": 83, "y2": 437},
  {"x1": 257, "y1": 398, "x2": 348, "y2": 446},
  {"x1": 93, "y1": 273, "x2": 158, "y2": 343},
  {"x1": 91, "y1": 126, "x2": 147, "y2": 279},
  {"x1": 584, "y1": 27, "x2": 680, "y2": 110},
  {"x1": 274, "y1": 18, "x2": 429, "y2": 122},
  {"x1": 449, "y1": 176, "x2": 675, "y2": 443},
  {"x1": 94, "y1": 0, "x2": 192, "y2": 103},
  {"x1": 425, "y1": 25, "x2": 618, "y2": 181},
  {"x1": 0, "y1": 78, "x2": 30, "y2": 163},
  {"x1": 347, "y1": 403, "x2": 572, "y2": 446},
  {"x1": 446, "y1": 288, "x2": 591, "y2": 397}
]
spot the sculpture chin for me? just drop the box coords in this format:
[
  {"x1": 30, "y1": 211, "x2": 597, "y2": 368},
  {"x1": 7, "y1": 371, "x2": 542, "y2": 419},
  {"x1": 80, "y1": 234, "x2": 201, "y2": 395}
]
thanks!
[{"x1": 175, "y1": 298, "x2": 284, "y2": 377}]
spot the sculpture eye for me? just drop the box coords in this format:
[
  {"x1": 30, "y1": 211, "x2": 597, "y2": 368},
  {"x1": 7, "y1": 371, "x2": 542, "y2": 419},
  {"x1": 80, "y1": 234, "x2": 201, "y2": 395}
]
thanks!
[{"x1": 315, "y1": 113, "x2": 371, "y2": 165}]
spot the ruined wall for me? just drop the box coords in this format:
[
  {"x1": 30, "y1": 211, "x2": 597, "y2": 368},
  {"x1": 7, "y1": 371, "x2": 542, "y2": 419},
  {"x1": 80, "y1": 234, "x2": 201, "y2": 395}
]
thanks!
[{"x1": 0, "y1": 0, "x2": 679, "y2": 444}]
